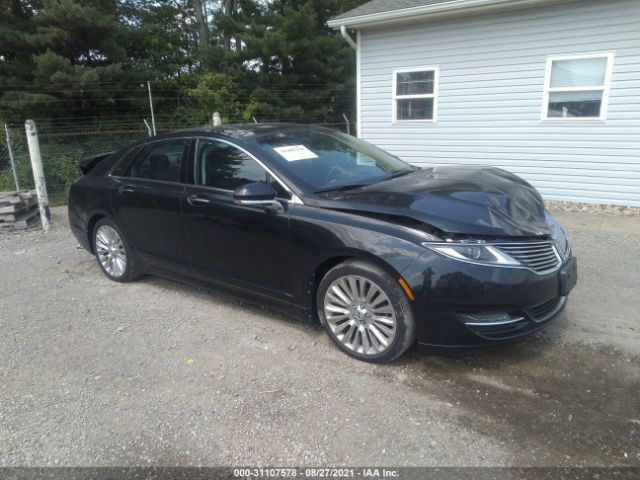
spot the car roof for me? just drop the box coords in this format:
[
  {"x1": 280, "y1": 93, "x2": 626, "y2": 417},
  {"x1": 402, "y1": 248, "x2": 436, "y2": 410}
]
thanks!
[{"x1": 155, "y1": 123, "x2": 336, "y2": 142}]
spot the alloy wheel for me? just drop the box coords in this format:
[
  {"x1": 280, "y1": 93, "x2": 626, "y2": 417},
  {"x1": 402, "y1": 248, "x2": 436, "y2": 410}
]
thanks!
[
  {"x1": 323, "y1": 275, "x2": 397, "y2": 356},
  {"x1": 95, "y1": 225, "x2": 127, "y2": 278}
]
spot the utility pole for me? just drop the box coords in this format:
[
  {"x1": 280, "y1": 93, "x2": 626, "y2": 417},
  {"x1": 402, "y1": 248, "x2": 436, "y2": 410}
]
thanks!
[
  {"x1": 147, "y1": 81, "x2": 157, "y2": 136},
  {"x1": 24, "y1": 120, "x2": 50, "y2": 232}
]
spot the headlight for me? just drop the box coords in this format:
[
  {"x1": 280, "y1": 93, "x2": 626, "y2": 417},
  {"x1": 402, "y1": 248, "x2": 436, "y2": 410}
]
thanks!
[
  {"x1": 422, "y1": 242, "x2": 520, "y2": 266},
  {"x1": 546, "y1": 211, "x2": 571, "y2": 259},
  {"x1": 553, "y1": 234, "x2": 570, "y2": 259}
]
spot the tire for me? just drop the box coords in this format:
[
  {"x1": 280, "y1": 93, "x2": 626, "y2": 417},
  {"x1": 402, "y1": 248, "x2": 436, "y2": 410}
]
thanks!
[
  {"x1": 317, "y1": 259, "x2": 416, "y2": 363},
  {"x1": 92, "y1": 218, "x2": 141, "y2": 283}
]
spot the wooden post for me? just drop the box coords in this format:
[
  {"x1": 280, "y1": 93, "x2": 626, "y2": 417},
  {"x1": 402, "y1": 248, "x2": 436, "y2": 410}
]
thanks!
[{"x1": 24, "y1": 120, "x2": 50, "y2": 232}]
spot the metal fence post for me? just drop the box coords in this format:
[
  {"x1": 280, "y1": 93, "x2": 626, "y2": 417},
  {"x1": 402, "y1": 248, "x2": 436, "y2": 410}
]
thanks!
[
  {"x1": 147, "y1": 81, "x2": 156, "y2": 136},
  {"x1": 4, "y1": 123, "x2": 20, "y2": 190},
  {"x1": 342, "y1": 113, "x2": 350, "y2": 135},
  {"x1": 143, "y1": 119, "x2": 153, "y2": 137},
  {"x1": 24, "y1": 120, "x2": 51, "y2": 232}
]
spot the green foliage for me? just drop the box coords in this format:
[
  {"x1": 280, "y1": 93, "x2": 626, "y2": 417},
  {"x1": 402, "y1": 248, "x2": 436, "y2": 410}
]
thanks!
[
  {"x1": 189, "y1": 72, "x2": 259, "y2": 122},
  {"x1": 0, "y1": 0, "x2": 369, "y2": 195}
]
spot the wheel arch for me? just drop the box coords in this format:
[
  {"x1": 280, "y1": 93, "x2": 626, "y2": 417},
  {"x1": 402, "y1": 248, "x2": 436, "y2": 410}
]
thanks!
[
  {"x1": 86, "y1": 211, "x2": 111, "y2": 253},
  {"x1": 306, "y1": 249, "x2": 405, "y2": 325}
]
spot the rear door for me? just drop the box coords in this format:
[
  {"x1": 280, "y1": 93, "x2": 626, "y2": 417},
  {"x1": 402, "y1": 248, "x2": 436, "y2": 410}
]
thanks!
[
  {"x1": 181, "y1": 138, "x2": 293, "y2": 302},
  {"x1": 110, "y1": 138, "x2": 192, "y2": 271}
]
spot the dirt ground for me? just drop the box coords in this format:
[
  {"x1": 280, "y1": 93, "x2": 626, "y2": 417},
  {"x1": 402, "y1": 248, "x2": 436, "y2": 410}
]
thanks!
[{"x1": 0, "y1": 206, "x2": 638, "y2": 468}]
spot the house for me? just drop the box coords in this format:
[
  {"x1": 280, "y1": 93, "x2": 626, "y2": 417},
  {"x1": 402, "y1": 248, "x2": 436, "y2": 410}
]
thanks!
[{"x1": 328, "y1": 0, "x2": 640, "y2": 206}]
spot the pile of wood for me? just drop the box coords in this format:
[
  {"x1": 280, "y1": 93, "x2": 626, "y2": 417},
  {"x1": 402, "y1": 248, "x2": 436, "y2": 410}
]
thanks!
[{"x1": 0, "y1": 190, "x2": 40, "y2": 230}]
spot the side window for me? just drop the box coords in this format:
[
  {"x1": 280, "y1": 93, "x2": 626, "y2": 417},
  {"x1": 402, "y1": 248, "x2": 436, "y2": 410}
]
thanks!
[
  {"x1": 127, "y1": 141, "x2": 188, "y2": 183},
  {"x1": 196, "y1": 140, "x2": 274, "y2": 191},
  {"x1": 111, "y1": 146, "x2": 142, "y2": 177},
  {"x1": 267, "y1": 174, "x2": 290, "y2": 199}
]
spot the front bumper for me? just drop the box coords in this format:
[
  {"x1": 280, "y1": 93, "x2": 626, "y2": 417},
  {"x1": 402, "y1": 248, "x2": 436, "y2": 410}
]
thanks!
[{"x1": 400, "y1": 249, "x2": 577, "y2": 351}]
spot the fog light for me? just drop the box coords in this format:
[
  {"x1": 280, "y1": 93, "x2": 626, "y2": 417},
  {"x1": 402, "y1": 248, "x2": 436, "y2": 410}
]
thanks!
[{"x1": 458, "y1": 311, "x2": 524, "y2": 326}]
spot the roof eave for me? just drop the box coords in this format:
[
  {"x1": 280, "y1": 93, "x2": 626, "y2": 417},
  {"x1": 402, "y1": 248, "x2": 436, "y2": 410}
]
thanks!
[{"x1": 327, "y1": 0, "x2": 571, "y2": 29}]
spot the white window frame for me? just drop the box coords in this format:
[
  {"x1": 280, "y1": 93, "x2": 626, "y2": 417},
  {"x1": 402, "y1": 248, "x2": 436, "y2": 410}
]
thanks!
[
  {"x1": 392, "y1": 66, "x2": 439, "y2": 124},
  {"x1": 541, "y1": 51, "x2": 615, "y2": 122}
]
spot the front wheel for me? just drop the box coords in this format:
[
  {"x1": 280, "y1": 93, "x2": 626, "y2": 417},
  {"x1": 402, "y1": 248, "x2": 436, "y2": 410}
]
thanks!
[
  {"x1": 317, "y1": 260, "x2": 416, "y2": 363},
  {"x1": 92, "y1": 218, "x2": 141, "y2": 282}
]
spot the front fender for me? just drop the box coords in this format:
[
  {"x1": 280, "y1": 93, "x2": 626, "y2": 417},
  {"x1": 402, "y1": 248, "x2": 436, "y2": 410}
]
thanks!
[{"x1": 288, "y1": 204, "x2": 426, "y2": 309}]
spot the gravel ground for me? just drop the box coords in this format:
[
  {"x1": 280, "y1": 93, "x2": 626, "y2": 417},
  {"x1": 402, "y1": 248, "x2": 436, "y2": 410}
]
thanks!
[
  {"x1": 546, "y1": 200, "x2": 640, "y2": 216},
  {"x1": 0, "y1": 207, "x2": 638, "y2": 468}
]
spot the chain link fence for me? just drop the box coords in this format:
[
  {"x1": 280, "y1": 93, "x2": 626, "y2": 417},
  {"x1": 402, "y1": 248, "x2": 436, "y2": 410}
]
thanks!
[
  {"x1": 0, "y1": 117, "x2": 354, "y2": 205},
  {"x1": 1, "y1": 125, "x2": 149, "y2": 204}
]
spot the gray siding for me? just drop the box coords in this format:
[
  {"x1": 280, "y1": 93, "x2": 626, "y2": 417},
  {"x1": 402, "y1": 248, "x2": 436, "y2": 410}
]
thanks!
[{"x1": 359, "y1": 0, "x2": 640, "y2": 206}]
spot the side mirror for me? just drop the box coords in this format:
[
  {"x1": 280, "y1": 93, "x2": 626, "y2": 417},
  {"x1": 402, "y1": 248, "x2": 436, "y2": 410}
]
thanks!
[{"x1": 233, "y1": 182, "x2": 282, "y2": 213}]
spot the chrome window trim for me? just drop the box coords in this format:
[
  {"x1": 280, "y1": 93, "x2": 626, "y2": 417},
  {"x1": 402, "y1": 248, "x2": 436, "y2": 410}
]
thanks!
[
  {"x1": 423, "y1": 240, "x2": 563, "y2": 276},
  {"x1": 108, "y1": 176, "x2": 187, "y2": 188},
  {"x1": 193, "y1": 137, "x2": 303, "y2": 205}
]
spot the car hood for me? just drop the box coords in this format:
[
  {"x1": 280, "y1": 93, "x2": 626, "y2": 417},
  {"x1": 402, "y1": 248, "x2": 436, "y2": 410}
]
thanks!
[{"x1": 311, "y1": 166, "x2": 553, "y2": 237}]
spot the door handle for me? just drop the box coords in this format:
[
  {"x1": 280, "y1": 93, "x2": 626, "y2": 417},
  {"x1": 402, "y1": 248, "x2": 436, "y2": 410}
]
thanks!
[
  {"x1": 187, "y1": 194, "x2": 211, "y2": 206},
  {"x1": 118, "y1": 185, "x2": 135, "y2": 195}
]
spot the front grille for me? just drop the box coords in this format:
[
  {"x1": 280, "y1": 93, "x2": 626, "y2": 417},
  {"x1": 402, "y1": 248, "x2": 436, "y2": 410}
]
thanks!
[
  {"x1": 525, "y1": 296, "x2": 566, "y2": 323},
  {"x1": 493, "y1": 241, "x2": 561, "y2": 274}
]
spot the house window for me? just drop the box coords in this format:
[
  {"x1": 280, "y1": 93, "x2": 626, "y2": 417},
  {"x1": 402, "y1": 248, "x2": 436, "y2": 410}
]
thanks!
[
  {"x1": 542, "y1": 52, "x2": 614, "y2": 120},
  {"x1": 393, "y1": 67, "x2": 438, "y2": 122}
]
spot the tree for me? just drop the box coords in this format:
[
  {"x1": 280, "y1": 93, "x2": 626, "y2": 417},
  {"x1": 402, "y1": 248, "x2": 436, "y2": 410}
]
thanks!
[
  {"x1": 0, "y1": 0, "x2": 370, "y2": 127},
  {"x1": 191, "y1": 0, "x2": 209, "y2": 51},
  {"x1": 233, "y1": 0, "x2": 366, "y2": 122},
  {"x1": 0, "y1": 0, "x2": 135, "y2": 125},
  {"x1": 189, "y1": 72, "x2": 258, "y2": 122}
]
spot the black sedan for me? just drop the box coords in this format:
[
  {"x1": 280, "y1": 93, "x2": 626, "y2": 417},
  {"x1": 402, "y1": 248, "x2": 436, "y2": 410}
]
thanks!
[{"x1": 68, "y1": 124, "x2": 577, "y2": 363}]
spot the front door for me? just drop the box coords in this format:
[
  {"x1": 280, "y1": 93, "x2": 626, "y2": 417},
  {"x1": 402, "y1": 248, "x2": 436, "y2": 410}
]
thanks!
[
  {"x1": 181, "y1": 138, "x2": 293, "y2": 302},
  {"x1": 110, "y1": 138, "x2": 192, "y2": 270}
]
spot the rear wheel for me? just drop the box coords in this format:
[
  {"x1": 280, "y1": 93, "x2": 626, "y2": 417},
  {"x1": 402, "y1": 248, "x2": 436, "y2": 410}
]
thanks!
[
  {"x1": 93, "y1": 218, "x2": 140, "y2": 282},
  {"x1": 317, "y1": 260, "x2": 416, "y2": 363}
]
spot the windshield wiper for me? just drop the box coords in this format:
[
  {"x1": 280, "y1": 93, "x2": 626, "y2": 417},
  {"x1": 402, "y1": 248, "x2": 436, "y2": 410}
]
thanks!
[
  {"x1": 390, "y1": 168, "x2": 415, "y2": 179},
  {"x1": 314, "y1": 183, "x2": 371, "y2": 194}
]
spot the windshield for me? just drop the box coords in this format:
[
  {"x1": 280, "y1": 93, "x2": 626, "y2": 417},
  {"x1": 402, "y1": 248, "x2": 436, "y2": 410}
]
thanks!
[{"x1": 254, "y1": 129, "x2": 414, "y2": 192}]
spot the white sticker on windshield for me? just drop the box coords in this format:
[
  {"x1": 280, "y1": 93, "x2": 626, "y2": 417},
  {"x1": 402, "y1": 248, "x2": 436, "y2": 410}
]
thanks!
[{"x1": 273, "y1": 145, "x2": 318, "y2": 162}]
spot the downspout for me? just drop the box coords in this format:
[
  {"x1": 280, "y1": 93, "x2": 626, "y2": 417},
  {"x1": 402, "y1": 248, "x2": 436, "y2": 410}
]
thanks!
[
  {"x1": 338, "y1": 25, "x2": 360, "y2": 137},
  {"x1": 340, "y1": 25, "x2": 357, "y2": 50}
]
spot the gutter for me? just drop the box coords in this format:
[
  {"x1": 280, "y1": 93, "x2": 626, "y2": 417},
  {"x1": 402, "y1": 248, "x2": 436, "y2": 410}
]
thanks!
[{"x1": 327, "y1": 0, "x2": 572, "y2": 29}]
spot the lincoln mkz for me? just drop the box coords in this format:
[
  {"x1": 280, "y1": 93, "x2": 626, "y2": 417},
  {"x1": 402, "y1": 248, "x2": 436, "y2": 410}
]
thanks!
[{"x1": 68, "y1": 124, "x2": 577, "y2": 362}]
